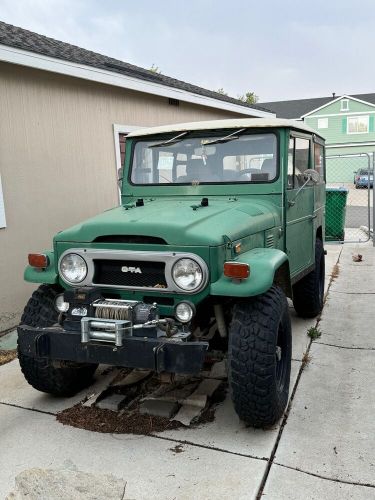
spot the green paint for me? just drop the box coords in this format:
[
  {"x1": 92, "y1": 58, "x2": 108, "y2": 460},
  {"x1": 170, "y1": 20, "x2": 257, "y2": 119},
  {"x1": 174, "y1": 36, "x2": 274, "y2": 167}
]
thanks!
[
  {"x1": 369, "y1": 116, "x2": 374, "y2": 132},
  {"x1": 210, "y1": 248, "x2": 288, "y2": 297},
  {"x1": 25, "y1": 124, "x2": 325, "y2": 313},
  {"x1": 341, "y1": 117, "x2": 347, "y2": 133}
]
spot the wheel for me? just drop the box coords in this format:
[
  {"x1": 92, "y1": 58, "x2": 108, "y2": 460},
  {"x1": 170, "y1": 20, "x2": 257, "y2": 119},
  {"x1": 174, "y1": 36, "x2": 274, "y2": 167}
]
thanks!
[
  {"x1": 292, "y1": 238, "x2": 325, "y2": 318},
  {"x1": 18, "y1": 284, "x2": 97, "y2": 396},
  {"x1": 228, "y1": 285, "x2": 292, "y2": 428}
]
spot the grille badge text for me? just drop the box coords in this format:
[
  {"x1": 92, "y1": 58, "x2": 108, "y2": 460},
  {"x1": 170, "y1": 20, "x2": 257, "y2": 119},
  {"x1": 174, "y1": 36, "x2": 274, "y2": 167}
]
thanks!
[{"x1": 121, "y1": 266, "x2": 142, "y2": 274}]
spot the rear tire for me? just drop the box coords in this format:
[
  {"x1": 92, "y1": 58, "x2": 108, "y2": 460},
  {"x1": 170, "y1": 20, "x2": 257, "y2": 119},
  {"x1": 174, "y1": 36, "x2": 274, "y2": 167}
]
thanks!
[
  {"x1": 18, "y1": 284, "x2": 97, "y2": 396},
  {"x1": 292, "y1": 239, "x2": 325, "y2": 318},
  {"x1": 228, "y1": 286, "x2": 291, "y2": 428}
]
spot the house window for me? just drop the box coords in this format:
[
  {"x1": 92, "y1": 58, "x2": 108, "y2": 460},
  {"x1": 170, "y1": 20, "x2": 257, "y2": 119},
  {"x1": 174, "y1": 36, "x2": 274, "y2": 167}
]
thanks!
[
  {"x1": 347, "y1": 115, "x2": 369, "y2": 134},
  {"x1": 317, "y1": 118, "x2": 328, "y2": 129},
  {"x1": 341, "y1": 99, "x2": 349, "y2": 111},
  {"x1": 0, "y1": 175, "x2": 7, "y2": 229}
]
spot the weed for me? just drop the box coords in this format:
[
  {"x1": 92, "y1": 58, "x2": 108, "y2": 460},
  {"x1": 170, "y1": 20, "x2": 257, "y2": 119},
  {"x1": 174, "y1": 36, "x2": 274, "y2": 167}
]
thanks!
[
  {"x1": 331, "y1": 264, "x2": 340, "y2": 279},
  {"x1": 307, "y1": 326, "x2": 322, "y2": 340},
  {"x1": 301, "y1": 351, "x2": 311, "y2": 368}
]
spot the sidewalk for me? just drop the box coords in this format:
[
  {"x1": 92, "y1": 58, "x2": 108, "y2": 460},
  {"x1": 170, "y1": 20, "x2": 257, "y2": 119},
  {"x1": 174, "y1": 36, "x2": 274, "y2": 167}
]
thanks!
[
  {"x1": 262, "y1": 242, "x2": 375, "y2": 499},
  {"x1": 0, "y1": 244, "x2": 374, "y2": 499}
]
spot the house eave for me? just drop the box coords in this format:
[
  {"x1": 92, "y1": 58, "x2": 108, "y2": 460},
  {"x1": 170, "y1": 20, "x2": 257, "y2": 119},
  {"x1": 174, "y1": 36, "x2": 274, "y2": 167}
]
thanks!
[{"x1": 0, "y1": 43, "x2": 273, "y2": 118}]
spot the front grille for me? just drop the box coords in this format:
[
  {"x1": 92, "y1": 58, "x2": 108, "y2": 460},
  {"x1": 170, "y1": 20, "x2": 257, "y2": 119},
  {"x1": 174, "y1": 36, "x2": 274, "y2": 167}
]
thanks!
[{"x1": 93, "y1": 260, "x2": 167, "y2": 288}]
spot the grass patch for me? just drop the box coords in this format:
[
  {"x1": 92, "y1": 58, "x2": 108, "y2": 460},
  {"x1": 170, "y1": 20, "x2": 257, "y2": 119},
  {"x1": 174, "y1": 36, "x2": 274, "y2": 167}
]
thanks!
[
  {"x1": 0, "y1": 349, "x2": 17, "y2": 366},
  {"x1": 307, "y1": 326, "x2": 322, "y2": 340}
]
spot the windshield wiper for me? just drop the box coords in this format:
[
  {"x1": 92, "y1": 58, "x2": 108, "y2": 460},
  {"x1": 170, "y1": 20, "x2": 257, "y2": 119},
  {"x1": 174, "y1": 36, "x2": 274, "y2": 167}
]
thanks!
[
  {"x1": 202, "y1": 128, "x2": 246, "y2": 146},
  {"x1": 149, "y1": 131, "x2": 188, "y2": 148}
]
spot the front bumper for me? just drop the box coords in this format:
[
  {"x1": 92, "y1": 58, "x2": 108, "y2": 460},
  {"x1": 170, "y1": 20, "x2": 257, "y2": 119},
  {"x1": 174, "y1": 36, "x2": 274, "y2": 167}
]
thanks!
[{"x1": 17, "y1": 325, "x2": 208, "y2": 374}]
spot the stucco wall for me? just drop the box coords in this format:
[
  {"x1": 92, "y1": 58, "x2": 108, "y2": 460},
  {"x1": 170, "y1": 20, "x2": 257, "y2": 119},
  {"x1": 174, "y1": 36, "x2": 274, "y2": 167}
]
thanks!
[{"x1": 0, "y1": 62, "x2": 245, "y2": 331}]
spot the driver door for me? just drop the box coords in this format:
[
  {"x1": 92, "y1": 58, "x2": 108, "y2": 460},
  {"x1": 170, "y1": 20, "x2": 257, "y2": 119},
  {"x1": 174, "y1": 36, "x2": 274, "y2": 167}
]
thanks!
[{"x1": 285, "y1": 135, "x2": 315, "y2": 278}]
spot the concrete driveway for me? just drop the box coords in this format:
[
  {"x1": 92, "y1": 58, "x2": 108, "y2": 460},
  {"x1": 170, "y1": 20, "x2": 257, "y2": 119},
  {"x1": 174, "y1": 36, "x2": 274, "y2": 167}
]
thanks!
[{"x1": 1, "y1": 243, "x2": 375, "y2": 499}]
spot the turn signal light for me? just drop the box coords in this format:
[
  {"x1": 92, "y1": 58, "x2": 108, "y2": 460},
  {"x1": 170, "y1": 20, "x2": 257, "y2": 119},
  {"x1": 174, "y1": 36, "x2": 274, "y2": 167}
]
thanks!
[
  {"x1": 224, "y1": 262, "x2": 250, "y2": 279},
  {"x1": 28, "y1": 253, "x2": 49, "y2": 268}
]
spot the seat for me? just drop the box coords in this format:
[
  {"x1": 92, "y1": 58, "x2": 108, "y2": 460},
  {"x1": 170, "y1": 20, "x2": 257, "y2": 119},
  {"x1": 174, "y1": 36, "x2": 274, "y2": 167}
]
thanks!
[{"x1": 261, "y1": 159, "x2": 276, "y2": 180}]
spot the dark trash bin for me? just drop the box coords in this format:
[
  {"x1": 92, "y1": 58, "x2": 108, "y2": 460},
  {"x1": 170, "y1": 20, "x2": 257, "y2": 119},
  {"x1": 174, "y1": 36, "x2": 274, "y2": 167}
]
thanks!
[{"x1": 325, "y1": 187, "x2": 349, "y2": 241}]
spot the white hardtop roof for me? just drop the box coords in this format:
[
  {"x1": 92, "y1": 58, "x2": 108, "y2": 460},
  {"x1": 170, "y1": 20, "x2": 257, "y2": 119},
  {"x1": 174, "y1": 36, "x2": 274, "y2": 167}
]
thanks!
[{"x1": 127, "y1": 118, "x2": 322, "y2": 139}]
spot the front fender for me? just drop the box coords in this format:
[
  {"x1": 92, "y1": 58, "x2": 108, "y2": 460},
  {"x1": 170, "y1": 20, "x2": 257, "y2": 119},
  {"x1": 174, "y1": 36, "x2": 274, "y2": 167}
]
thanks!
[
  {"x1": 24, "y1": 250, "x2": 59, "y2": 284},
  {"x1": 210, "y1": 248, "x2": 288, "y2": 298}
]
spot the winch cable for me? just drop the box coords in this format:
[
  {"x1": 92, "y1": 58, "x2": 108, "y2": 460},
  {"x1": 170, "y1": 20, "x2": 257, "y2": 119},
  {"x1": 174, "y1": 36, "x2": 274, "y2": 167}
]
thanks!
[{"x1": 94, "y1": 300, "x2": 132, "y2": 321}]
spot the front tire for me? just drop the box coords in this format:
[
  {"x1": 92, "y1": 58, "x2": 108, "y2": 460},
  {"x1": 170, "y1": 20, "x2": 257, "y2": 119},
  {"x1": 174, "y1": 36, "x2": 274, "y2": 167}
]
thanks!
[
  {"x1": 292, "y1": 238, "x2": 325, "y2": 318},
  {"x1": 228, "y1": 286, "x2": 292, "y2": 428},
  {"x1": 18, "y1": 284, "x2": 97, "y2": 396}
]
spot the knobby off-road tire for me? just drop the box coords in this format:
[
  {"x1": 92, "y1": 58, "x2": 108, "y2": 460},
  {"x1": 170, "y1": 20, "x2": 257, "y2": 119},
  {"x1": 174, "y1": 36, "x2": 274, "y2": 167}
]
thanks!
[
  {"x1": 292, "y1": 238, "x2": 325, "y2": 318},
  {"x1": 228, "y1": 286, "x2": 292, "y2": 428},
  {"x1": 18, "y1": 284, "x2": 97, "y2": 396}
]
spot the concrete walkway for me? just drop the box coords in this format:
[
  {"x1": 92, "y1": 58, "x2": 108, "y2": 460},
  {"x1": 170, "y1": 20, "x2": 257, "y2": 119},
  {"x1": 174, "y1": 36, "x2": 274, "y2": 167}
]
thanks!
[{"x1": 1, "y1": 243, "x2": 374, "y2": 499}]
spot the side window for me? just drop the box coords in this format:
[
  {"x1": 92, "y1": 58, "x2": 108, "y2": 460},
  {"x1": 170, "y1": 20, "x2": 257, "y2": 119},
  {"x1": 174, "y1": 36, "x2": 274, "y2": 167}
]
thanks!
[
  {"x1": 287, "y1": 138, "x2": 295, "y2": 189},
  {"x1": 314, "y1": 143, "x2": 325, "y2": 181},
  {"x1": 294, "y1": 138, "x2": 310, "y2": 186}
]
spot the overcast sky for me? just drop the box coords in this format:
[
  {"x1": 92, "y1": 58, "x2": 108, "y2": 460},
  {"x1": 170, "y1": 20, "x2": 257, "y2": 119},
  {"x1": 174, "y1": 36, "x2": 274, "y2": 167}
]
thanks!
[{"x1": 1, "y1": 0, "x2": 375, "y2": 102}]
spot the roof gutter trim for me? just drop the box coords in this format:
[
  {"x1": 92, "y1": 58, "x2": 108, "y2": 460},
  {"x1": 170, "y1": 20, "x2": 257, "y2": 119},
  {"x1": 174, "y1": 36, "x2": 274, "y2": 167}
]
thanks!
[{"x1": 0, "y1": 43, "x2": 274, "y2": 118}]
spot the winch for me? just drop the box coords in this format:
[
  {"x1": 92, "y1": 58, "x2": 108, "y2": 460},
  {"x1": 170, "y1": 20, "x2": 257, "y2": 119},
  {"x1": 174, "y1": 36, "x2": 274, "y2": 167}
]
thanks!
[{"x1": 62, "y1": 287, "x2": 186, "y2": 347}]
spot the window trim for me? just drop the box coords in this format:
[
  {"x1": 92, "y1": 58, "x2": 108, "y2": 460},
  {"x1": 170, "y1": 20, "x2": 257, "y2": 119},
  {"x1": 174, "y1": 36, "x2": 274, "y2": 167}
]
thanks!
[
  {"x1": 347, "y1": 115, "x2": 369, "y2": 135},
  {"x1": 113, "y1": 124, "x2": 142, "y2": 202}
]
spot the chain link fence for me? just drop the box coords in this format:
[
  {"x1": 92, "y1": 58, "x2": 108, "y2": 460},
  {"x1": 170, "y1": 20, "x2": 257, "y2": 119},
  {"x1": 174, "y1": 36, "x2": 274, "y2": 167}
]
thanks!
[{"x1": 325, "y1": 152, "x2": 374, "y2": 243}]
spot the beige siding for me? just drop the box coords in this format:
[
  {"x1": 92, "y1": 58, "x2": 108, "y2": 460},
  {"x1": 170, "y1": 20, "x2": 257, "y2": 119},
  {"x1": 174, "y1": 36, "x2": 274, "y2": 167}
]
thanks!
[{"x1": 0, "y1": 62, "x2": 244, "y2": 330}]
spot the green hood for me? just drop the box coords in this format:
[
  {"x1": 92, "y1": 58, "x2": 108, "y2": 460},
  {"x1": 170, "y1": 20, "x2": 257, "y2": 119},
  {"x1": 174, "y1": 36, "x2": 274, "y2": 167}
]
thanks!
[{"x1": 54, "y1": 197, "x2": 281, "y2": 246}]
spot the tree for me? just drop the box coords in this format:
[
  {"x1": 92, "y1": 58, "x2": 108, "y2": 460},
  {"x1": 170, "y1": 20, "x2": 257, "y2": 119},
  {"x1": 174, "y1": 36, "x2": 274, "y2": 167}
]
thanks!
[
  {"x1": 216, "y1": 88, "x2": 228, "y2": 96},
  {"x1": 237, "y1": 92, "x2": 259, "y2": 104},
  {"x1": 149, "y1": 64, "x2": 161, "y2": 74}
]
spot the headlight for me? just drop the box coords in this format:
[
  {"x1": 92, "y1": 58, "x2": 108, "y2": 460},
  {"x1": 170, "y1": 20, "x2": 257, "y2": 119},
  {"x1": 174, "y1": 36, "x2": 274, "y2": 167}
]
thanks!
[
  {"x1": 55, "y1": 294, "x2": 69, "y2": 313},
  {"x1": 172, "y1": 258, "x2": 203, "y2": 291},
  {"x1": 59, "y1": 253, "x2": 87, "y2": 284},
  {"x1": 175, "y1": 301, "x2": 195, "y2": 323}
]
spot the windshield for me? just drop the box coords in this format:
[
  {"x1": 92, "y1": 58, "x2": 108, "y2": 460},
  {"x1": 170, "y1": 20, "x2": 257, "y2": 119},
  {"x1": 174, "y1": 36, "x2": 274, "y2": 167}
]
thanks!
[{"x1": 130, "y1": 132, "x2": 277, "y2": 185}]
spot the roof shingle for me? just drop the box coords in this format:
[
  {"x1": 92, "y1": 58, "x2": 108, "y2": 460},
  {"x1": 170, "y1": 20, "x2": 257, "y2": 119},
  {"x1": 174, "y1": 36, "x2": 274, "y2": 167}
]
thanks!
[
  {"x1": 0, "y1": 20, "x2": 270, "y2": 113},
  {"x1": 259, "y1": 93, "x2": 375, "y2": 119}
]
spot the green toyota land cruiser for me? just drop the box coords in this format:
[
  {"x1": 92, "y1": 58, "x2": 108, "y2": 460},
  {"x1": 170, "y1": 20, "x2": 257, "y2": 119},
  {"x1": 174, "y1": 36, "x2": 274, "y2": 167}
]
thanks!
[{"x1": 18, "y1": 118, "x2": 326, "y2": 427}]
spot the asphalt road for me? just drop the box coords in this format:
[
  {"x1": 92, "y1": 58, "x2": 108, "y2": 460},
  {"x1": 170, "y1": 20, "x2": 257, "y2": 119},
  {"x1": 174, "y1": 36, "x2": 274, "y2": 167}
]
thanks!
[{"x1": 346, "y1": 205, "x2": 373, "y2": 228}]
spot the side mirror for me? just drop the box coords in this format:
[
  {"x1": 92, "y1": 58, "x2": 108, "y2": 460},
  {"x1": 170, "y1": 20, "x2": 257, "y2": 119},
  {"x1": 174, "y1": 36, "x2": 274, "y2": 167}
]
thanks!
[
  {"x1": 288, "y1": 169, "x2": 319, "y2": 208},
  {"x1": 303, "y1": 168, "x2": 319, "y2": 185}
]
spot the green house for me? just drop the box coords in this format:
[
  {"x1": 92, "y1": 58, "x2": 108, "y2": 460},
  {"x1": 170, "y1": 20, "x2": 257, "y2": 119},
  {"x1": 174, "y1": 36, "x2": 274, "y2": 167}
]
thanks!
[{"x1": 260, "y1": 93, "x2": 375, "y2": 182}]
